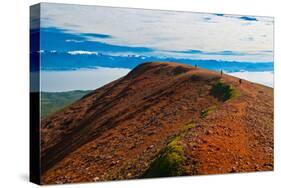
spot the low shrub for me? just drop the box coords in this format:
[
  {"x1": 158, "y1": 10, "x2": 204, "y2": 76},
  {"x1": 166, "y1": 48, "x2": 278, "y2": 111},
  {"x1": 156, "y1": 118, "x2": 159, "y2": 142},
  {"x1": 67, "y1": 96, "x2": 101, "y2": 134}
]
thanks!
[
  {"x1": 200, "y1": 105, "x2": 217, "y2": 118},
  {"x1": 144, "y1": 136, "x2": 186, "y2": 177},
  {"x1": 210, "y1": 81, "x2": 240, "y2": 101}
]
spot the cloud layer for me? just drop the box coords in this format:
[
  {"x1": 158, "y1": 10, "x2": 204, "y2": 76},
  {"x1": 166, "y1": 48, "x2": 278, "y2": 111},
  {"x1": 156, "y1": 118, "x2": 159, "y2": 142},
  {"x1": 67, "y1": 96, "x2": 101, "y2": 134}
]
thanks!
[
  {"x1": 37, "y1": 3, "x2": 274, "y2": 62},
  {"x1": 228, "y1": 71, "x2": 273, "y2": 87},
  {"x1": 40, "y1": 67, "x2": 273, "y2": 92},
  {"x1": 41, "y1": 67, "x2": 131, "y2": 92}
]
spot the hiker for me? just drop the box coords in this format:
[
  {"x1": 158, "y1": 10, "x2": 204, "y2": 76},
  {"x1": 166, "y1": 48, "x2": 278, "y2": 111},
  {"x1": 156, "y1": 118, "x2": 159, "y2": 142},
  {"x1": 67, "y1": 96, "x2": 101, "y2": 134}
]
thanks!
[
  {"x1": 239, "y1": 79, "x2": 242, "y2": 84},
  {"x1": 195, "y1": 64, "x2": 197, "y2": 68},
  {"x1": 220, "y1": 70, "x2": 223, "y2": 77}
]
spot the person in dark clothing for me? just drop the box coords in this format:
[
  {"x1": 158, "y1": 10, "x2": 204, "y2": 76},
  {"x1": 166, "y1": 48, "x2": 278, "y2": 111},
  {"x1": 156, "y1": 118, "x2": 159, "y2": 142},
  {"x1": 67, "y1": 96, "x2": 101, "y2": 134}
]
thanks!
[
  {"x1": 239, "y1": 79, "x2": 242, "y2": 84},
  {"x1": 220, "y1": 70, "x2": 223, "y2": 77}
]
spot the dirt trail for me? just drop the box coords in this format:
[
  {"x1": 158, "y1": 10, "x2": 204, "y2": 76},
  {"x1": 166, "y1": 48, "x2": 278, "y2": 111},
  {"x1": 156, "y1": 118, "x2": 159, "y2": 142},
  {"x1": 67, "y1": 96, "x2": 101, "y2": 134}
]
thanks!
[{"x1": 182, "y1": 77, "x2": 273, "y2": 174}]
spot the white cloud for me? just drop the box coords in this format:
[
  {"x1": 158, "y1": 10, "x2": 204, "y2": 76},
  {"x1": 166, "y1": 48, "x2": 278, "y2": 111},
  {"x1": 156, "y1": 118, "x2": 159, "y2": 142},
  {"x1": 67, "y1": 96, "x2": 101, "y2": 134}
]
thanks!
[
  {"x1": 65, "y1": 39, "x2": 84, "y2": 43},
  {"x1": 67, "y1": 50, "x2": 99, "y2": 55},
  {"x1": 41, "y1": 67, "x2": 131, "y2": 92},
  {"x1": 228, "y1": 71, "x2": 273, "y2": 87},
  {"x1": 40, "y1": 3, "x2": 274, "y2": 62},
  {"x1": 41, "y1": 68, "x2": 274, "y2": 92}
]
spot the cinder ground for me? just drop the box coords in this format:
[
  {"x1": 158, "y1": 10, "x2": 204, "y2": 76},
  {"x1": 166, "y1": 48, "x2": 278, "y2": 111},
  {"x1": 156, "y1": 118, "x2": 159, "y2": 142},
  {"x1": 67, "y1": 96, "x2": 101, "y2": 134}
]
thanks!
[{"x1": 40, "y1": 62, "x2": 273, "y2": 184}]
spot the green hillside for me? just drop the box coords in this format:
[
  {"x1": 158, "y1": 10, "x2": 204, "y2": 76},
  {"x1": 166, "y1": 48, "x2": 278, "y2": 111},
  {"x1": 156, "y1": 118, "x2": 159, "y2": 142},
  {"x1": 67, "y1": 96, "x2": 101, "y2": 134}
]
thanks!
[{"x1": 41, "y1": 90, "x2": 91, "y2": 119}]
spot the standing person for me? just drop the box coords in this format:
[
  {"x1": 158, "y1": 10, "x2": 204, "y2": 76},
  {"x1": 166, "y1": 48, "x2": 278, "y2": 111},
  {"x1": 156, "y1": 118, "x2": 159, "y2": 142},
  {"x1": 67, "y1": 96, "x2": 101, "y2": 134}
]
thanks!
[
  {"x1": 239, "y1": 79, "x2": 242, "y2": 84},
  {"x1": 220, "y1": 70, "x2": 223, "y2": 77}
]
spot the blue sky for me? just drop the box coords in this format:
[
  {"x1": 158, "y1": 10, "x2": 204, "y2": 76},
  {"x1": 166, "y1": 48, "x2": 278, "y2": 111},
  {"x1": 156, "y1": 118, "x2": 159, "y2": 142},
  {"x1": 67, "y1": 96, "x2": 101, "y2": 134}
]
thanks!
[
  {"x1": 34, "y1": 3, "x2": 274, "y2": 63},
  {"x1": 30, "y1": 3, "x2": 274, "y2": 91}
]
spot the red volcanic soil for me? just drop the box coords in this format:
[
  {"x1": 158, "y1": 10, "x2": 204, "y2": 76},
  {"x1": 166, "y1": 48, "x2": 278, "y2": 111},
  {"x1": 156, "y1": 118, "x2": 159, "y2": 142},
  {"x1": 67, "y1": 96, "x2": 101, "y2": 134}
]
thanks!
[{"x1": 40, "y1": 62, "x2": 273, "y2": 184}]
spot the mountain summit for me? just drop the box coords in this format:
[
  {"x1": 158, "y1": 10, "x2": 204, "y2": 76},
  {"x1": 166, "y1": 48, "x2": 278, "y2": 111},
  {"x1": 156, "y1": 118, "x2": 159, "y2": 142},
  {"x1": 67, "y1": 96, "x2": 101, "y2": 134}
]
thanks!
[{"x1": 41, "y1": 62, "x2": 273, "y2": 184}]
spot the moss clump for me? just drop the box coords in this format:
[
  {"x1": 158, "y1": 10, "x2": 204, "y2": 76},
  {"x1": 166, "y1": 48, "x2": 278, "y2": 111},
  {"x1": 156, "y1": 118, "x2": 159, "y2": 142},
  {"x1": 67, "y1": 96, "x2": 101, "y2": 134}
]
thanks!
[
  {"x1": 200, "y1": 105, "x2": 217, "y2": 118},
  {"x1": 210, "y1": 81, "x2": 240, "y2": 101},
  {"x1": 144, "y1": 137, "x2": 186, "y2": 177},
  {"x1": 181, "y1": 122, "x2": 196, "y2": 133}
]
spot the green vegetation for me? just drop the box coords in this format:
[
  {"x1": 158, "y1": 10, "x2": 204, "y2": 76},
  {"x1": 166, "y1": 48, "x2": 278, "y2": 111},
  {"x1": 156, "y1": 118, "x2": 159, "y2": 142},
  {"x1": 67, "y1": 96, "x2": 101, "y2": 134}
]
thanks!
[
  {"x1": 200, "y1": 105, "x2": 217, "y2": 118},
  {"x1": 210, "y1": 80, "x2": 240, "y2": 101},
  {"x1": 144, "y1": 136, "x2": 186, "y2": 177},
  {"x1": 181, "y1": 122, "x2": 196, "y2": 133},
  {"x1": 40, "y1": 90, "x2": 91, "y2": 119},
  {"x1": 143, "y1": 121, "x2": 199, "y2": 178}
]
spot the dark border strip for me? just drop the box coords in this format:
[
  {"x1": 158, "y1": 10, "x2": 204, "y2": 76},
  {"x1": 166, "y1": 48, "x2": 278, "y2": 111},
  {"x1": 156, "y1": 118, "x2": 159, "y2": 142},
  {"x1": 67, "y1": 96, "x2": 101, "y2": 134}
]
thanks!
[{"x1": 30, "y1": 3, "x2": 41, "y2": 185}]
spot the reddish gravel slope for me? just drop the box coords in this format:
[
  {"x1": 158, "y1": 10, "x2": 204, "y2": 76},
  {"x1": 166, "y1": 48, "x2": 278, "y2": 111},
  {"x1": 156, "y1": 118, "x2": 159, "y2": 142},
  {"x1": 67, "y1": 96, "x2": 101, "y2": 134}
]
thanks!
[{"x1": 40, "y1": 62, "x2": 273, "y2": 184}]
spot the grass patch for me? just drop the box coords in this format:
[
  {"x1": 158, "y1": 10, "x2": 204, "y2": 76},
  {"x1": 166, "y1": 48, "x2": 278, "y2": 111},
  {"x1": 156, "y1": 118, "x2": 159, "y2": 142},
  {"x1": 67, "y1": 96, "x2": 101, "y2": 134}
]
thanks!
[
  {"x1": 143, "y1": 122, "x2": 199, "y2": 178},
  {"x1": 200, "y1": 105, "x2": 217, "y2": 118},
  {"x1": 210, "y1": 80, "x2": 240, "y2": 101},
  {"x1": 144, "y1": 136, "x2": 186, "y2": 177},
  {"x1": 181, "y1": 122, "x2": 196, "y2": 133}
]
